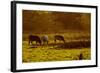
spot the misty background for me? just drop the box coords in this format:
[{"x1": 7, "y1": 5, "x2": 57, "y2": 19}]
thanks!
[{"x1": 22, "y1": 10, "x2": 91, "y2": 34}]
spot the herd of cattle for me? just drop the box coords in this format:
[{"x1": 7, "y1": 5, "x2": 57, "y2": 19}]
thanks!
[
  {"x1": 29, "y1": 35, "x2": 65, "y2": 45},
  {"x1": 28, "y1": 35, "x2": 90, "y2": 48}
]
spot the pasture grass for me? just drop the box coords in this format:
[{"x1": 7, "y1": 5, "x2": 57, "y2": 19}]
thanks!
[
  {"x1": 22, "y1": 33, "x2": 90, "y2": 63},
  {"x1": 22, "y1": 41, "x2": 91, "y2": 63}
]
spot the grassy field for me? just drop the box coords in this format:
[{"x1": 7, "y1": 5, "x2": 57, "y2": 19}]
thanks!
[{"x1": 22, "y1": 33, "x2": 91, "y2": 63}]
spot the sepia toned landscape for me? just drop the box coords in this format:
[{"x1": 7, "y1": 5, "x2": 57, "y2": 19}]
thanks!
[{"x1": 22, "y1": 10, "x2": 91, "y2": 63}]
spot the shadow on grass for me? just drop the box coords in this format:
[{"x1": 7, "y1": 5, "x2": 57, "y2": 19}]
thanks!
[{"x1": 28, "y1": 40, "x2": 90, "y2": 49}]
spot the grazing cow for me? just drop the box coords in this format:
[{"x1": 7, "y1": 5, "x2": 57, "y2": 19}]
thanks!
[
  {"x1": 29, "y1": 35, "x2": 41, "y2": 45},
  {"x1": 41, "y1": 35, "x2": 49, "y2": 45},
  {"x1": 54, "y1": 35, "x2": 65, "y2": 43}
]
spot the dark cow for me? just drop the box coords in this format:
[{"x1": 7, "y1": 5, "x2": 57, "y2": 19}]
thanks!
[
  {"x1": 29, "y1": 35, "x2": 41, "y2": 45},
  {"x1": 54, "y1": 35, "x2": 65, "y2": 43},
  {"x1": 41, "y1": 35, "x2": 49, "y2": 45}
]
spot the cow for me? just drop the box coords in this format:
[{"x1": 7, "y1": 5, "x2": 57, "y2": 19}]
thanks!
[
  {"x1": 41, "y1": 35, "x2": 49, "y2": 45},
  {"x1": 54, "y1": 35, "x2": 65, "y2": 43},
  {"x1": 29, "y1": 35, "x2": 41, "y2": 45}
]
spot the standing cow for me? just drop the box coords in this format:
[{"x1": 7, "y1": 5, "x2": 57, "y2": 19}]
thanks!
[
  {"x1": 54, "y1": 35, "x2": 65, "y2": 43},
  {"x1": 41, "y1": 35, "x2": 49, "y2": 45},
  {"x1": 29, "y1": 35, "x2": 41, "y2": 45}
]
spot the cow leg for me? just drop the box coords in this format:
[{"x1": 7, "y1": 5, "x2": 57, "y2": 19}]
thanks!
[
  {"x1": 29, "y1": 40, "x2": 32, "y2": 45},
  {"x1": 54, "y1": 39, "x2": 56, "y2": 43},
  {"x1": 36, "y1": 41, "x2": 37, "y2": 45},
  {"x1": 30, "y1": 41, "x2": 33, "y2": 45},
  {"x1": 29, "y1": 40, "x2": 30, "y2": 45}
]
